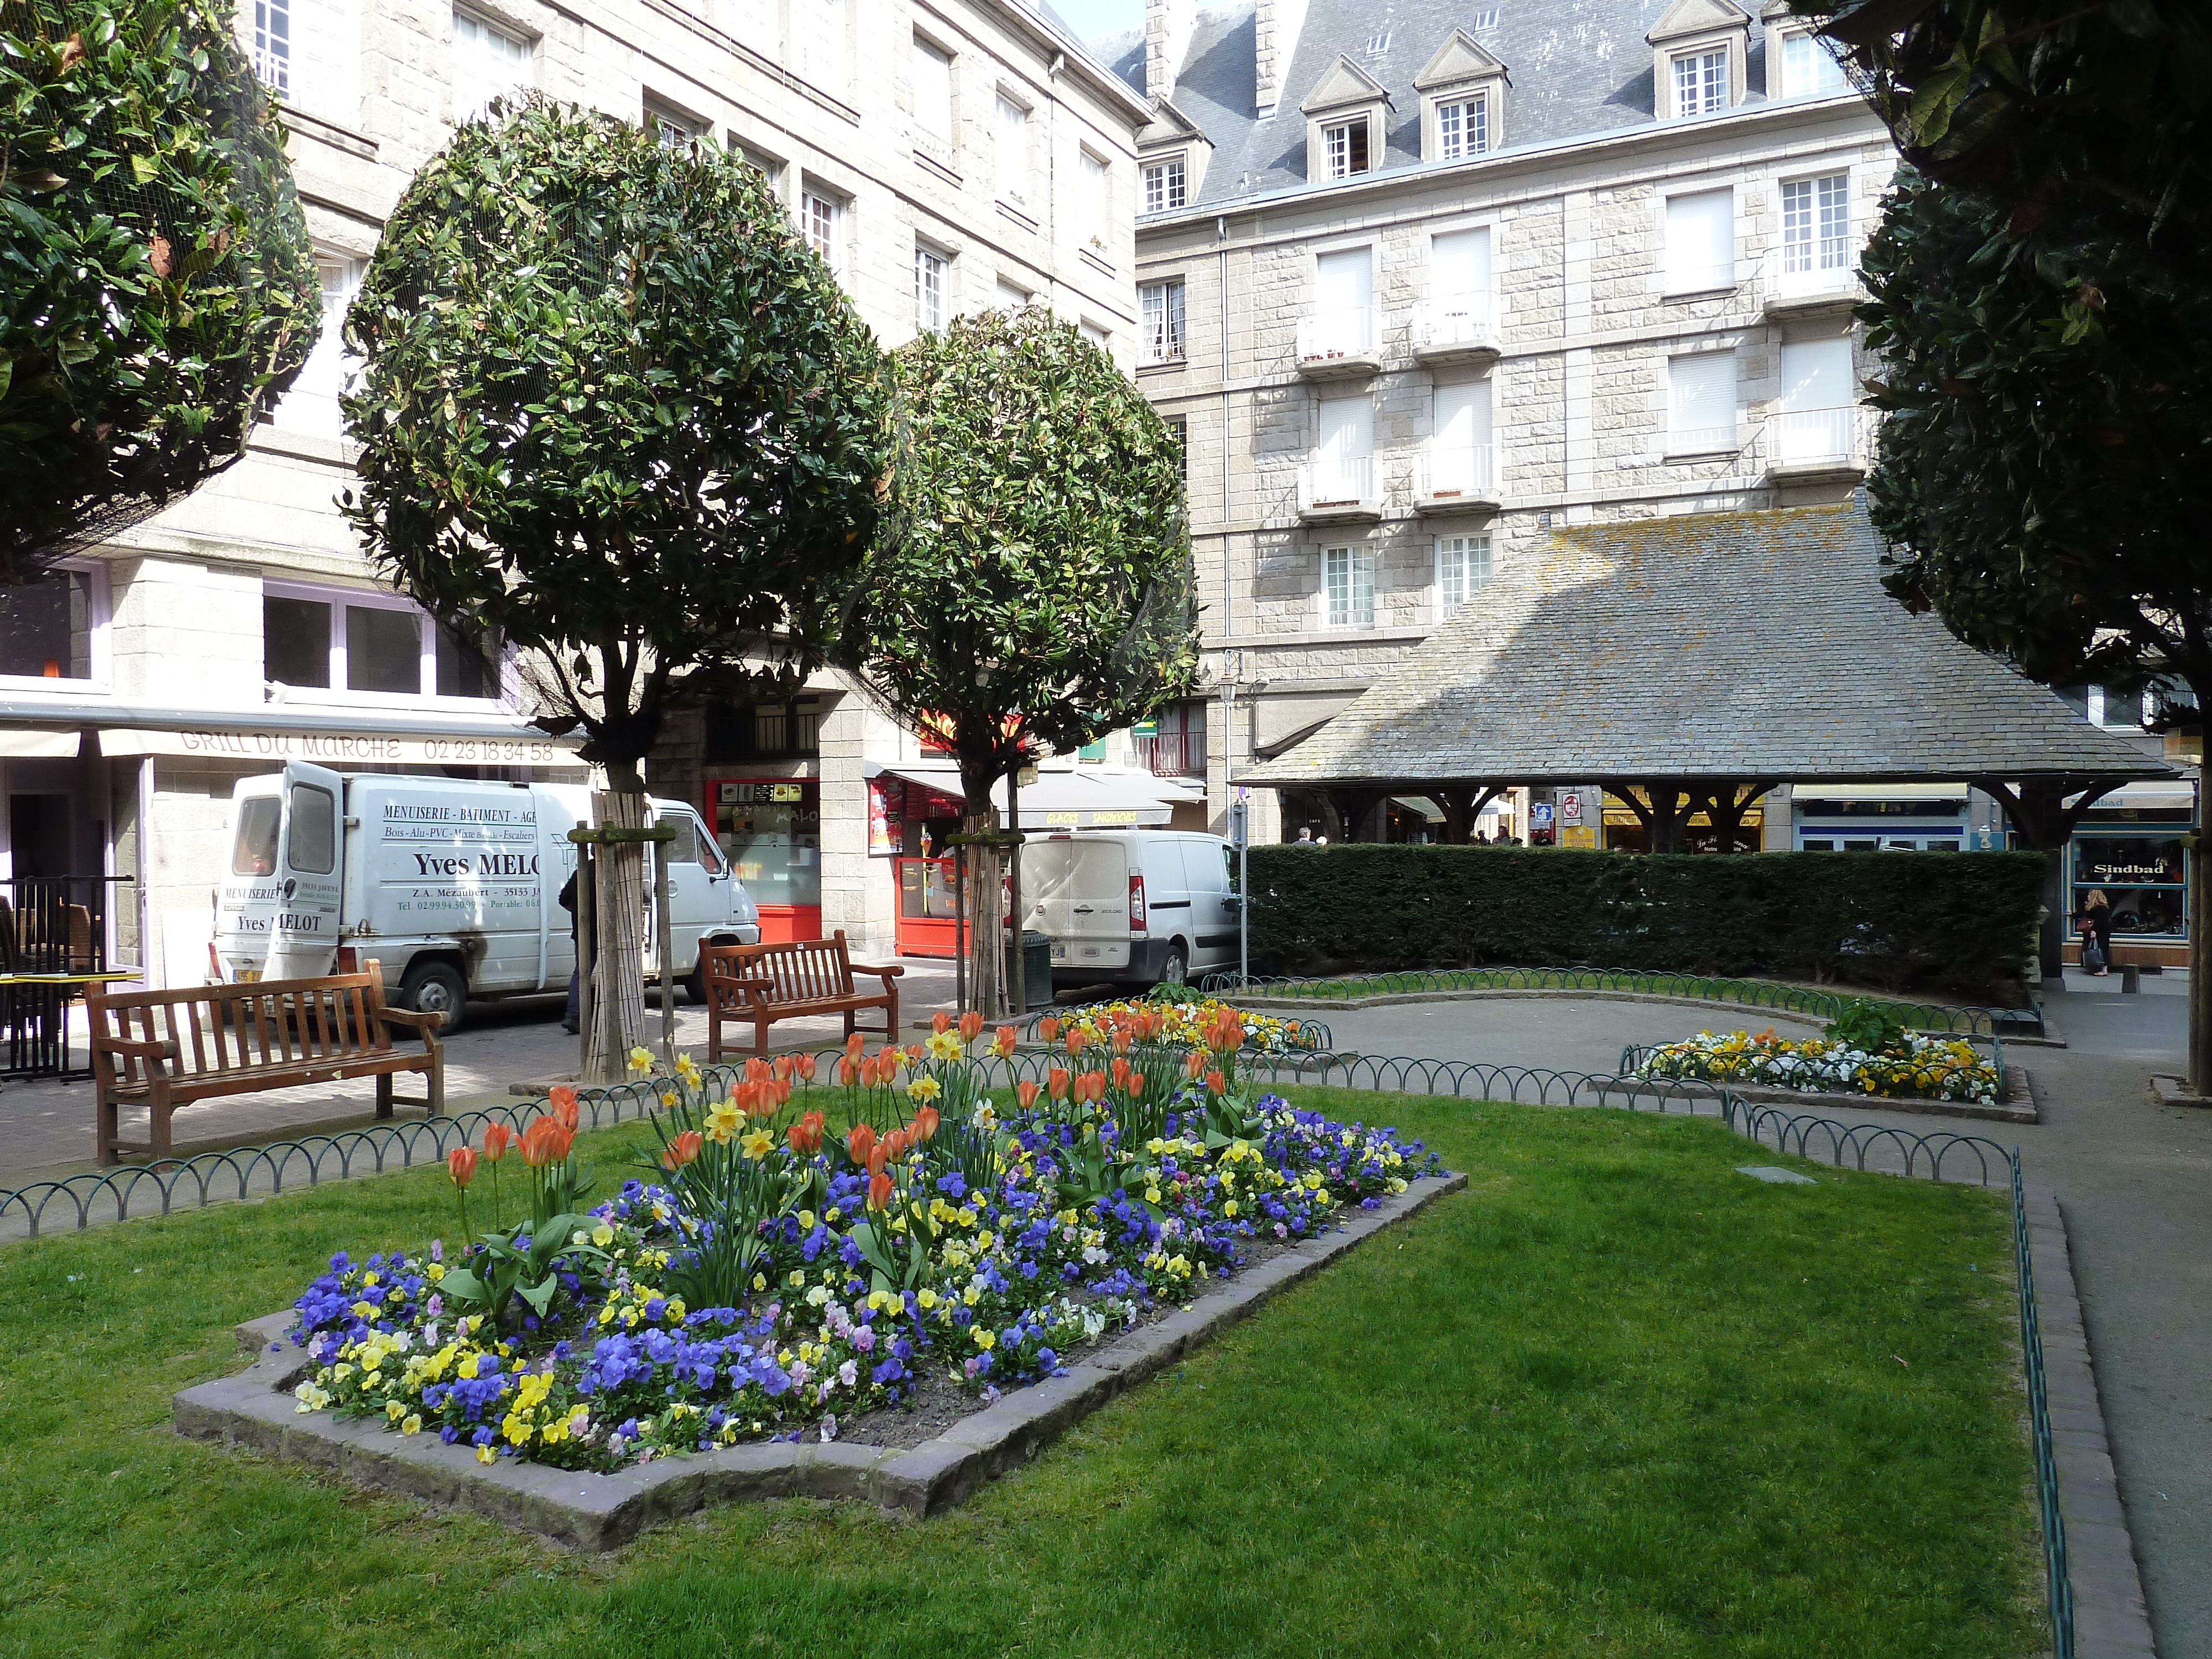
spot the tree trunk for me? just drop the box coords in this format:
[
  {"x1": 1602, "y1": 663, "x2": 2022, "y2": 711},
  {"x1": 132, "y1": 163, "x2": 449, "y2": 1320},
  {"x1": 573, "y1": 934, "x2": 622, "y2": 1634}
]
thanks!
[
  {"x1": 585, "y1": 785, "x2": 649, "y2": 1082},
  {"x1": 958, "y1": 751, "x2": 1007, "y2": 1021}
]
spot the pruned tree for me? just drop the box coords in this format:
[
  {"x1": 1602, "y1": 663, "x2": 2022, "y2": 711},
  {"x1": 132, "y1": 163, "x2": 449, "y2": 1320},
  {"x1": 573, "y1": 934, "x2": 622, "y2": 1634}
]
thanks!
[
  {"x1": 1, "y1": 0, "x2": 319, "y2": 573},
  {"x1": 342, "y1": 98, "x2": 893, "y2": 1077},
  {"x1": 839, "y1": 307, "x2": 1201, "y2": 1016}
]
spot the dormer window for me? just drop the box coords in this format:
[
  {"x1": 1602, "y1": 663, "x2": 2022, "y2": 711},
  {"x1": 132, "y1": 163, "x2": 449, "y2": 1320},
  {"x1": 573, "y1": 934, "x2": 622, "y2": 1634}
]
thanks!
[
  {"x1": 1143, "y1": 155, "x2": 1187, "y2": 212},
  {"x1": 1647, "y1": 0, "x2": 1749, "y2": 121},
  {"x1": 1324, "y1": 118, "x2": 1371, "y2": 177},
  {"x1": 1776, "y1": 27, "x2": 1849, "y2": 96},
  {"x1": 1672, "y1": 48, "x2": 1728, "y2": 116},
  {"x1": 1436, "y1": 93, "x2": 1488, "y2": 159}
]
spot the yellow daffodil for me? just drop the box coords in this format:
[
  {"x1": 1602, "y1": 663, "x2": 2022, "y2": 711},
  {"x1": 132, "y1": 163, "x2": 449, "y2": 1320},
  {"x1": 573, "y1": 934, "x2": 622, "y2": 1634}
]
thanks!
[
  {"x1": 739, "y1": 1126, "x2": 775, "y2": 1160},
  {"x1": 907, "y1": 1074, "x2": 942, "y2": 1103},
  {"x1": 704, "y1": 1098, "x2": 740, "y2": 1144},
  {"x1": 628, "y1": 1045, "x2": 655, "y2": 1076},
  {"x1": 925, "y1": 1030, "x2": 964, "y2": 1062}
]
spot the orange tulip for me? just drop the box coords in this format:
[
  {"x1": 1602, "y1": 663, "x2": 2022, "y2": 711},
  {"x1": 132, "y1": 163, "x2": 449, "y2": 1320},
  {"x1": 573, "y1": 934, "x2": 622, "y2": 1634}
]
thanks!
[
  {"x1": 1112, "y1": 1030, "x2": 1133, "y2": 1056},
  {"x1": 867, "y1": 1171, "x2": 894, "y2": 1211},
  {"x1": 1110, "y1": 1056, "x2": 1133, "y2": 1091},
  {"x1": 1066, "y1": 1028, "x2": 1089, "y2": 1057},
  {"x1": 838, "y1": 1055, "x2": 861, "y2": 1086},
  {"x1": 664, "y1": 1129, "x2": 703, "y2": 1170},
  {"x1": 848, "y1": 1122, "x2": 877, "y2": 1166},
  {"x1": 1015, "y1": 1078, "x2": 1041, "y2": 1110},
  {"x1": 1205, "y1": 1069, "x2": 1226, "y2": 1095},
  {"x1": 785, "y1": 1119, "x2": 816, "y2": 1156},
  {"x1": 772, "y1": 1055, "x2": 794, "y2": 1082},
  {"x1": 994, "y1": 1024, "x2": 1018, "y2": 1056},
  {"x1": 1128, "y1": 1073, "x2": 1147, "y2": 1099},
  {"x1": 845, "y1": 1032, "x2": 866, "y2": 1059},
  {"x1": 447, "y1": 1146, "x2": 477, "y2": 1188},
  {"x1": 932, "y1": 1010, "x2": 952, "y2": 1035},
  {"x1": 867, "y1": 1142, "x2": 890, "y2": 1178},
  {"x1": 913, "y1": 1104, "x2": 940, "y2": 1141},
  {"x1": 795, "y1": 1052, "x2": 817, "y2": 1082},
  {"x1": 520, "y1": 1117, "x2": 572, "y2": 1169},
  {"x1": 958, "y1": 1009, "x2": 984, "y2": 1043},
  {"x1": 745, "y1": 1056, "x2": 771, "y2": 1083},
  {"x1": 906, "y1": 1042, "x2": 924, "y2": 1064},
  {"x1": 884, "y1": 1127, "x2": 910, "y2": 1162},
  {"x1": 1185, "y1": 1051, "x2": 1206, "y2": 1079},
  {"x1": 1038, "y1": 1017, "x2": 1061, "y2": 1044},
  {"x1": 549, "y1": 1084, "x2": 580, "y2": 1132},
  {"x1": 1047, "y1": 1066, "x2": 1071, "y2": 1100},
  {"x1": 1079, "y1": 1071, "x2": 1108, "y2": 1103},
  {"x1": 483, "y1": 1122, "x2": 513, "y2": 1162}
]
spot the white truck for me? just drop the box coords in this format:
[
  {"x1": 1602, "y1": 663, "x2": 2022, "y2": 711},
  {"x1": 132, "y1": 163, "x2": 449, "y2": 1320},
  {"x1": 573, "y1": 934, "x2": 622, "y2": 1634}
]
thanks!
[{"x1": 213, "y1": 762, "x2": 759, "y2": 1030}]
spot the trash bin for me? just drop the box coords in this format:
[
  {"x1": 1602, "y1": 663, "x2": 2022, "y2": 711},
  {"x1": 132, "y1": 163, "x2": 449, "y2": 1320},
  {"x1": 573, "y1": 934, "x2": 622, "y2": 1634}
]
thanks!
[{"x1": 1022, "y1": 929, "x2": 1053, "y2": 1010}]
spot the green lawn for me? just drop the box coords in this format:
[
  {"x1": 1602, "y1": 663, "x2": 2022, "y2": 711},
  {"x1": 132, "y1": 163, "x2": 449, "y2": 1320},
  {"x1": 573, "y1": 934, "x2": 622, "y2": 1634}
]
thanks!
[{"x1": 0, "y1": 1089, "x2": 2041, "y2": 1658}]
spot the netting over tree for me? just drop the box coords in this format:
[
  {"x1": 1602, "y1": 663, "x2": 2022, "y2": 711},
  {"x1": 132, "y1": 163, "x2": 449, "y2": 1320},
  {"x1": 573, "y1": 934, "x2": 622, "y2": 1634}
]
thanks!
[{"x1": 0, "y1": 0, "x2": 319, "y2": 576}]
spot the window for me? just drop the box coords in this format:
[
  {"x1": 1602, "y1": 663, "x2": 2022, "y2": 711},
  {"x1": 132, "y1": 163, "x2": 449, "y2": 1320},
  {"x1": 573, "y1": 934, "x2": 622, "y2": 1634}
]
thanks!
[
  {"x1": 914, "y1": 244, "x2": 947, "y2": 331},
  {"x1": 1310, "y1": 245, "x2": 1374, "y2": 356},
  {"x1": 994, "y1": 93, "x2": 1032, "y2": 206},
  {"x1": 1437, "y1": 534, "x2": 1492, "y2": 614},
  {"x1": 800, "y1": 186, "x2": 844, "y2": 271},
  {"x1": 1668, "y1": 352, "x2": 1737, "y2": 453},
  {"x1": 914, "y1": 36, "x2": 953, "y2": 149},
  {"x1": 452, "y1": 9, "x2": 530, "y2": 122},
  {"x1": 651, "y1": 106, "x2": 701, "y2": 149},
  {"x1": 1323, "y1": 117, "x2": 1371, "y2": 178},
  {"x1": 1081, "y1": 149, "x2": 1110, "y2": 249},
  {"x1": 1430, "y1": 381, "x2": 1492, "y2": 494},
  {"x1": 1437, "y1": 95, "x2": 1488, "y2": 160},
  {"x1": 739, "y1": 147, "x2": 785, "y2": 191},
  {"x1": 1430, "y1": 226, "x2": 1490, "y2": 306},
  {"x1": 994, "y1": 277, "x2": 1031, "y2": 309},
  {"x1": 1781, "y1": 173, "x2": 1851, "y2": 273},
  {"x1": 1775, "y1": 337, "x2": 1856, "y2": 462},
  {"x1": 1323, "y1": 545, "x2": 1376, "y2": 628},
  {"x1": 232, "y1": 797, "x2": 281, "y2": 877},
  {"x1": 1470, "y1": 5, "x2": 1500, "y2": 27},
  {"x1": 1365, "y1": 31, "x2": 1390, "y2": 54},
  {"x1": 253, "y1": 0, "x2": 290, "y2": 95},
  {"x1": 1142, "y1": 156, "x2": 1187, "y2": 213},
  {"x1": 1165, "y1": 415, "x2": 1188, "y2": 487},
  {"x1": 289, "y1": 784, "x2": 336, "y2": 874},
  {"x1": 1672, "y1": 47, "x2": 1728, "y2": 116},
  {"x1": 1080, "y1": 319, "x2": 1110, "y2": 348},
  {"x1": 1139, "y1": 279, "x2": 1186, "y2": 363},
  {"x1": 1311, "y1": 394, "x2": 1373, "y2": 505},
  {"x1": 262, "y1": 588, "x2": 502, "y2": 701},
  {"x1": 1779, "y1": 28, "x2": 1849, "y2": 97},
  {"x1": 273, "y1": 252, "x2": 363, "y2": 438},
  {"x1": 1663, "y1": 188, "x2": 1734, "y2": 293},
  {"x1": 0, "y1": 567, "x2": 97, "y2": 681}
]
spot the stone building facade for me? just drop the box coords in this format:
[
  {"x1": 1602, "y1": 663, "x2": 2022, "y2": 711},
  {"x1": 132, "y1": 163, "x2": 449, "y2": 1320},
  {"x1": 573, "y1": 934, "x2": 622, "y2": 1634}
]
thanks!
[
  {"x1": 7, "y1": 0, "x2": 1149, "y2": 987},
  {"x1": 1117, "y1": 0, "x2": 1902, "y2": 851}
]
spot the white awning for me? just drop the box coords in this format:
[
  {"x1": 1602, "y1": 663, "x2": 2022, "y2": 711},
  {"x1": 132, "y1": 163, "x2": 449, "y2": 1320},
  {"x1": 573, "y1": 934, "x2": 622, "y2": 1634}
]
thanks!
[
  {"x1": 98, "y1": 727, "x2": 586, "y2": 768},
  {"x1": 1793, "y1": 781, "x2": 1969, "y2": 801},
  {"x1": 0, "y1": 729, "x2": 82, "y2": 758}
]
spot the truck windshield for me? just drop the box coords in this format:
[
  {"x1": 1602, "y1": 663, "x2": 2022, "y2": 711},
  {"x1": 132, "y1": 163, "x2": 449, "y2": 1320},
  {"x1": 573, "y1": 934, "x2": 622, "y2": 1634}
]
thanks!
[{"x1": 232, "y1": 796, "x2": 280, "y2": 877}]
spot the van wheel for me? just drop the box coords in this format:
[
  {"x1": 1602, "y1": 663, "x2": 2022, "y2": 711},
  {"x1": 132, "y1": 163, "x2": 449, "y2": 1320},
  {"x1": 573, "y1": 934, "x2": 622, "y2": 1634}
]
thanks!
[
  {"x1": 1154, "y1": 942, "x2": 1189, "y2": 989},
  {"x1": 684, "y1": 963, "x2": 708, "y2": 1005},
  {"x1": 400, "y1": 960, "x2": 468, "y2": 1036}
]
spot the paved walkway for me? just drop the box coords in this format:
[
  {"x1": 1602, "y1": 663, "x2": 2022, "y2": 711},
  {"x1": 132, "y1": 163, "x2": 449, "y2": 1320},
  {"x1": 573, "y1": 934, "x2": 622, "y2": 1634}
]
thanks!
[{"x1": 1313, "y1": 977, "x2": 2211, "y2": 1659}]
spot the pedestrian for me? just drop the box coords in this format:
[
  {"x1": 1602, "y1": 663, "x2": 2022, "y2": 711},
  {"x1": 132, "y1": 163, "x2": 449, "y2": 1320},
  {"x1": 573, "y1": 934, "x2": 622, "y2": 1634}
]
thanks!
[
  {"x1": 2077, "y1": 887, "x2": 2113, "y2": 977},
  {"x1": 1292, "y1": 826, "x2": 1316, "y2": 846},
  {"x1": 559, "y1": 864, "x2": 582, "y2": 1032}
]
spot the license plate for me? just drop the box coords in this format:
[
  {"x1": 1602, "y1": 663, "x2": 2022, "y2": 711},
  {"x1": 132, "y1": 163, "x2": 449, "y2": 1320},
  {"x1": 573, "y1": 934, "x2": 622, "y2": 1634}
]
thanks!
[{"x1": 1050, "y1": 945, "x2": 1067, "y2": 961}]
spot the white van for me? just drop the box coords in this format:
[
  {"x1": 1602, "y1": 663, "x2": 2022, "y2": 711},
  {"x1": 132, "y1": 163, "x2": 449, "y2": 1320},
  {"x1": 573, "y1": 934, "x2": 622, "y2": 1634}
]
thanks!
[
  {"x1": 214, "y1": 762, "x2": 760, "y2": 1030},
  {"x1": 1024, "y1": 829, "x2": 1241, "y2": 991}
]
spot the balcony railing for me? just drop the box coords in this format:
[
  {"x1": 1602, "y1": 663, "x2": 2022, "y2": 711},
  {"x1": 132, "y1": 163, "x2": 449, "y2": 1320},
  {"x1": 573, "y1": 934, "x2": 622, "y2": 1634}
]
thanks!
[
  {"x1": 1416, "y1": 441, "x2": 1497, "y2": 505},
  {"x1": 1765, "y1": 405, "x2": 1871, "y2": 469},
  {"x1": 1761, "y1": 243, "x2": 1863, "y2": 311},
  {"x1": 1660, "y1": 259, "x2": 1736, "y2": 297},
  {"x1": 1413, "y1": 296, "x2": 1499, "y2": 361},
  {"x1": 1297, "y1": 455, "x2": 1378, "y2": 518},
  {"x1": 1295, "y1": 306, "x2": 1378, "y2": 367},
  {"x1": 1134, "y1": 731, "x2": 1207, "y2": 776}
]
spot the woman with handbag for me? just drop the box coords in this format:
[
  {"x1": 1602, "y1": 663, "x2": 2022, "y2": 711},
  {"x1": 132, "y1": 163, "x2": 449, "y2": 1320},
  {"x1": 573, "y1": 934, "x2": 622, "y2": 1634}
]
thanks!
[{"x1": 2077, "y1": 888, "x2": 2114, "y2": 977}]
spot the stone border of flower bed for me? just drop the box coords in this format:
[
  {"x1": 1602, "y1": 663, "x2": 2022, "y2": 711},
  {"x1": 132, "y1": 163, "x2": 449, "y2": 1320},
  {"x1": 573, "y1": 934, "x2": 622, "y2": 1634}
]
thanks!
[
  {"x1": 1648, "y1": 1067, "x2": 2038, "y2": 1125},
  {"x1": 173, "y1": 1171, "x2": 1468, "y2": 1550}
]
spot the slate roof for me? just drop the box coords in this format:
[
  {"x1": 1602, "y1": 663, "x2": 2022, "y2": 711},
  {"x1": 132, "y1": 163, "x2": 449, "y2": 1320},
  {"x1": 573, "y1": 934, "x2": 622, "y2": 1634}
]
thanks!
[
  {"x1": 1241, "y1": 503, "x2": 2176, "y2": 787},
  {"x1": 1097, "y1": 0, "x2": 1791, "y2": 210}
]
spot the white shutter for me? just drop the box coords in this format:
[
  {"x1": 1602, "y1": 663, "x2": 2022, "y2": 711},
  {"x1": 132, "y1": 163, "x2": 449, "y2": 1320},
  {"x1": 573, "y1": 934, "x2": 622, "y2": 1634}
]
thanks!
[
  {"x1": 1434, "y1": 381, "x2": 1491, "y2": 450},
  {"x1": 290, "y1": 0, "x2": 359, "y2": 127},
  {"x1": 914, "y1": 39, "x2": 952, "y2": 145},
  {"x1": 1315, "y1": 248, "x2": 1373, "y2": 315},
  {"x1": 1663, "y1": 189, "x2": 1733, "y2": 291},
  {"x1": 1317, "y1": 396, "x2": 1372, "y2": 462},
  {"x1": 1668, "y1": 352, "x2": 1735, "y2": 448},
  {"x1": 1430, "y1": 228, "x2": 1490, "y2": 303},
  {"x1": 1780, "y1": 338, "x2": 1851, "y2": 412}
]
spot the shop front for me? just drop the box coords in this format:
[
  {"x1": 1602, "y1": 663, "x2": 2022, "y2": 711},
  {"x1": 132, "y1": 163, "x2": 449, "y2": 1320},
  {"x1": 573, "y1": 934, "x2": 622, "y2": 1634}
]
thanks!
[
  {"x1": 2064, "y1": 784, "x2": 2197, "y2": 969},
  {"x1": 1791, "y1": 782, "x2": 1970, "y2": 851},
  {"x1": 707, "y1": 778, "x2": 821, "y2": 945}
]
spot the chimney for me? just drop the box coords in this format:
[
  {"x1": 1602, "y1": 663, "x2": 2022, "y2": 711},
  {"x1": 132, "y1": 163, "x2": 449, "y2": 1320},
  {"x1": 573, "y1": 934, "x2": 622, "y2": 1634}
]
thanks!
[
  {"x1": 1145, "y1": 0, "x2": 1197, "y2": 103},
  {"x1": 1253, "y1": 0, "x2": 1311, "y2": 116}
]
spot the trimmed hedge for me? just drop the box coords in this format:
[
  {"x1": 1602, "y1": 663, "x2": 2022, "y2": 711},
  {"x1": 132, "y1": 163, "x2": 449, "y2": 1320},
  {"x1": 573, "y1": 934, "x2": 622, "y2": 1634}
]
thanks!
[{"x1": 1244, "y1": 846, "x2": 2046, "y2": 1000}]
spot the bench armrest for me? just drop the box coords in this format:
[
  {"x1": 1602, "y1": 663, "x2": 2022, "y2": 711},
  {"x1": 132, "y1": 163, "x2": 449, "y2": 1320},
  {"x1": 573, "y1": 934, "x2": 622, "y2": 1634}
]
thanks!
[
  {"x1": 96, "y1": 1034, "x2": 179, "y2": 1060},
  {"x1": 848, "y1": 961, "x2": 905, "y2": 980},
  {"x1": 378, "y1": 1006, "x2": 445, "y2": 1033}
]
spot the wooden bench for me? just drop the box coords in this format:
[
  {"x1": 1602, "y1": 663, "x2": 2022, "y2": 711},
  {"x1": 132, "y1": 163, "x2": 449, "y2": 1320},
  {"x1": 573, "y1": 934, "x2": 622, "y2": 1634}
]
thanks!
[
  {"x1": 87, "y1": 963, "x2": 445, "y2": 1166},
  {"x1": 702, "y1": 931, "x2": 904, "y2": 1061}
]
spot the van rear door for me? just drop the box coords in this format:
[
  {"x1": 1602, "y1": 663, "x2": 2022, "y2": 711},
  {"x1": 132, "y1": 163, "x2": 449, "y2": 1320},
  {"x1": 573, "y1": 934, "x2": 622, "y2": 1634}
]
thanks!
[
  {"x1": 263, "y1": 761, "x2": 345, "y2": 980},
  {"x1": 1028, "y1": 836, "x2": 1130, "y2": 974}
]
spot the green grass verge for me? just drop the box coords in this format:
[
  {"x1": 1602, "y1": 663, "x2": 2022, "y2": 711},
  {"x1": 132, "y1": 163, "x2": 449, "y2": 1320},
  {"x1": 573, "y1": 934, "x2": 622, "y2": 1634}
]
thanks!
[
  {"x1": 0, "y1": 1089, "x2": 2041, "y2": 1658},
  {"x1": 1232, "y1": 968, "x2": 2002, "y2": 1026}
]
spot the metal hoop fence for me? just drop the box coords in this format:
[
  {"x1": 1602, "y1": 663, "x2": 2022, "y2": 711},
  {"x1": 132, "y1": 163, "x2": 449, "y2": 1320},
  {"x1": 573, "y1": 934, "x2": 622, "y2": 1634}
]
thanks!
[{"x1": 1199, "y1": 964, "x2": 2042, "y2": 1039}]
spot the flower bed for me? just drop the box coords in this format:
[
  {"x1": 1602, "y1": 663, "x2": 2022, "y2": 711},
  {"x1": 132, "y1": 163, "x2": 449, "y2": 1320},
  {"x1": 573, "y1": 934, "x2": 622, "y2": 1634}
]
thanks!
[
  {"x1": 283, "y1": 1012, "x2": 1441, "y2": 1473},
  {"x1": 1041, "y1": 997, "x2": 1321, "y2": 1057},
  {"x1": 1634, "y1": 1027, "x2": 2002, "y2": 1104}
]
